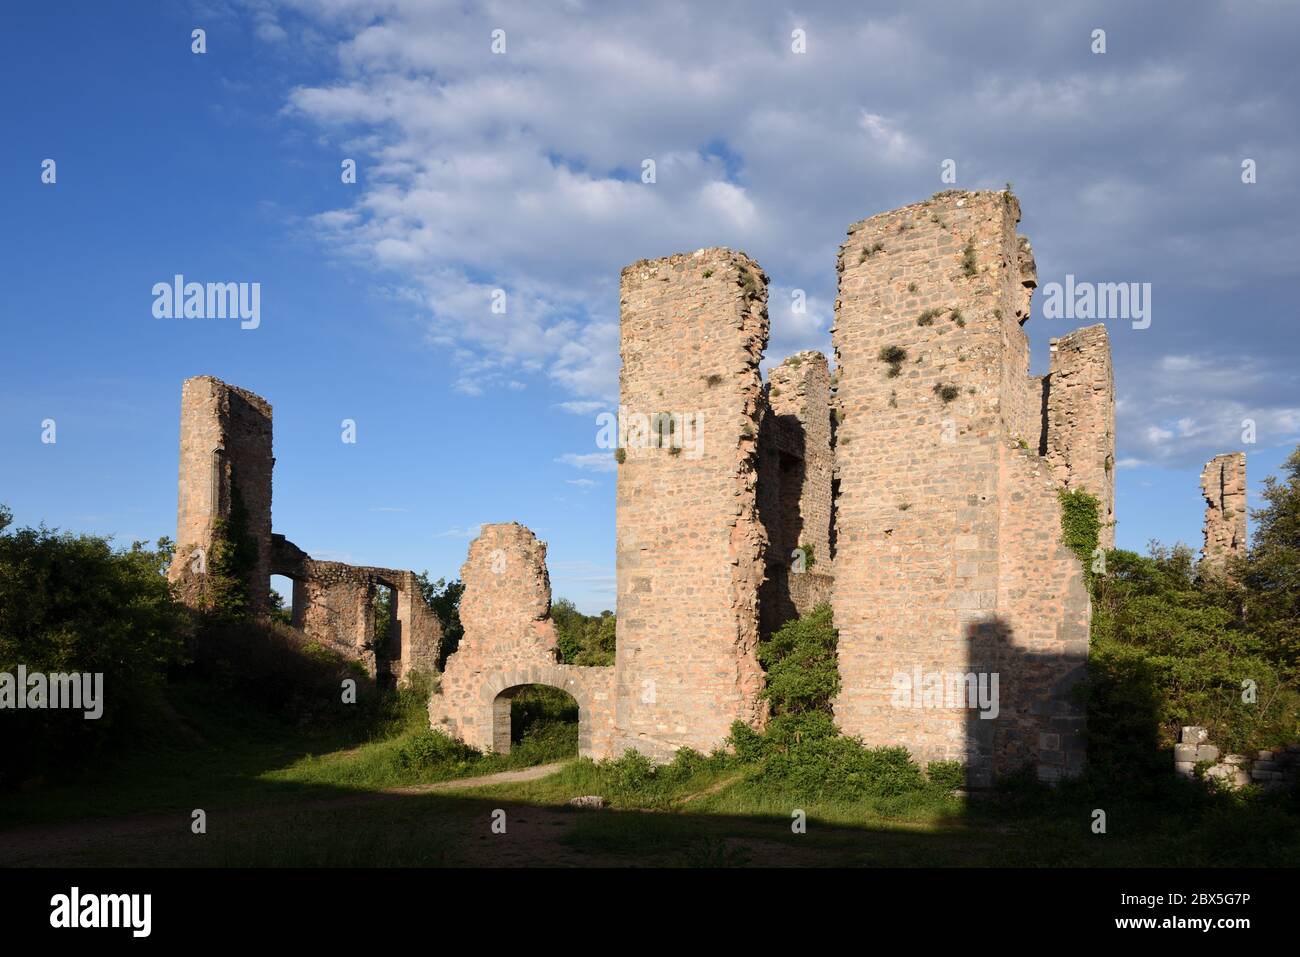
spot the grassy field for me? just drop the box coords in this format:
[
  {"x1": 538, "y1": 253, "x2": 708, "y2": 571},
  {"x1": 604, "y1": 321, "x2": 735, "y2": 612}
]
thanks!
[{"x1": 3, "y1": 680, "x2": 1298, "y2": 867}]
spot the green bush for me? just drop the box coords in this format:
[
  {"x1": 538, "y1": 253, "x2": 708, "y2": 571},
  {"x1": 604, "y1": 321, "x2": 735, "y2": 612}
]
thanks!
[
  {"x1": 1089, "y1": 543, "x2": 1298, "y2": 765},
  {"x1": 758, "y1": 602, "x2": 839, "y2": 716},
  {"x1": 926, "y1": 760, "x2": 966, "y2": 792},
  {"x1": 0, "y1": 507, "x2": 187, "y2": 785},
  {"x1": 397, "y1": 728, "x2": 478, "y2": 770}
]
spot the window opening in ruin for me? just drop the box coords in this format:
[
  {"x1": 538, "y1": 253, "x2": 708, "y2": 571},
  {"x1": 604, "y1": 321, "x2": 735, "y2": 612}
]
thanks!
[
  {"x1": 371, "y1": 582, "x2": 398, "y2": 688},
  {"x1": 269, "y1": 575, "x2": 295, "y2": 627}
]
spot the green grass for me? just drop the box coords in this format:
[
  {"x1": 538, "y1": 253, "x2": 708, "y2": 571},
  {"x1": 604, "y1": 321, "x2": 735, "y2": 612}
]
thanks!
[
  {"x1": 7, "y1": 678, "x2": 1299, "y2": 868},
  {"x1": 0, "y1": 677, "x2": 577, "y2": 830}
]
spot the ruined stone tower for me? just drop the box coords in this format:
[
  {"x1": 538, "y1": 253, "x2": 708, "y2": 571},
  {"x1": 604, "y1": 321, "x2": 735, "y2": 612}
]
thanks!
[
  {"x1": 168, "y1": 375, "x2": 274, "y2": 611},
  {"x1": 830, "y1": 190, "x2": 1093, "y2": 784},
  {"x1": 613, "y1": 248, "x2": 770, "y2": 759},
  {"x1": 1201, "y1": 452, "x2": 1247, "y2": 571},
  {"x1": 167, "y1": 375, "x2": 441, "y2": 684},
  {"x1": 418, "y1": 192, "x2": 1114, "y2": 777}
]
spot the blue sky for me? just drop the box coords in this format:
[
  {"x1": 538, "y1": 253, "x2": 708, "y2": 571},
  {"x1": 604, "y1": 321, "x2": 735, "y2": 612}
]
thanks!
[{"x1": 2, "y1": 1, "x2": 1297, "y2": 613}]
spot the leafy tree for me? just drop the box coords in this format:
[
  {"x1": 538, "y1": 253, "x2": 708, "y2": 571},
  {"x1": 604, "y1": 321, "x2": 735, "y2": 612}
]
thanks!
[
  {"x1": 0, "y1": 505, "x2": 186, "y2": 785},
  {"x1": 1243, "y1": 446, "x2": 1300, "y2": 670},
  {"x1": 415, "y1": 573, "x2": 464, "y2": 667},
  {"x1": 551, "y1": 598, "x2": 615, "y2": 666}
]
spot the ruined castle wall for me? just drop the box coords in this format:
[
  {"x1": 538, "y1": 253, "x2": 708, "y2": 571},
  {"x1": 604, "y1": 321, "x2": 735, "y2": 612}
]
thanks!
[
  {"x1": 431, "y1": 524, "x2": 615, "y2": 758},
  {"x1": 758, "y1": 350, "x2": 835, "y2": 635},
  {"x1": 993, "y1": 443, "x2": 1090, "y2": 780},
  {"x1": 1045, "y1": 325, "x2": 1116, "y2": 548},
  {"x1": 1201, "y1": 452, "x2": 1247, "y2": 570},
  {"x1": 271, "y1": 535, "x2": 442, "y2": 685},
  {"x1": 831, "y1": 190, "x2": 1090, "y2": 783},
  {"x1": 168, "y1": 375, "x2": 274, "y2": 611},
  {"x1": 615, "y1": 249, "x2": 769, "y2": 759}
]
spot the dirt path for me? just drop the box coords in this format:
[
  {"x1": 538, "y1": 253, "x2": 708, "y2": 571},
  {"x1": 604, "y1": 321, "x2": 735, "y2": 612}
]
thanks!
[
  {"x1": 382, "y1": 762, "x2": 565, "y2": 794},
  {"x1": 0, "y1": 762, "x2": 568, "y2": 866}
]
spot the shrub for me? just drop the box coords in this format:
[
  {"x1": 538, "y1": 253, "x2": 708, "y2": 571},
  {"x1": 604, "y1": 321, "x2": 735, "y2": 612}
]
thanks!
[
  {"x1": 933, "y1": 382, "x2": 960, "y2": 403},
  {"x1": 758, "y1": 603, "x2": 839, "y2": 715},
  {"x1": 397, "y1": 728, "x2": 477, "y2": 770},
  {"x1": 0, "y1": 508, "x2": 187, "y2": 785},
  {"x1": 926, "y1": 760, "x2": 966, "y2": 791},
  {"x1": 878, "y1": 345, "x2": 908, "y2": 377}
]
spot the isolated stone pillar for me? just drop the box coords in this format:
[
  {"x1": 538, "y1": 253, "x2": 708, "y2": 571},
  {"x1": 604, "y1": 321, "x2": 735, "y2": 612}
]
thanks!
[
  {"x1": 1201, "y1": 452, "x2": 1247, "y2": 571},
  {"x1": 614, "y1": 248, "x2": 769, "y2": 759}
]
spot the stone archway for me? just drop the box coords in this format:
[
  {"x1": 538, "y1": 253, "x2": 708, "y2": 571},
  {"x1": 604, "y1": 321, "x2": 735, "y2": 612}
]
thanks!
[
  {"x1": 482, "y1": 666, "x2": 600, "y2": 756},
  {"x1": 429, "y1": 524, "x2": 616, "y2": 759},
  {"x1": 490, "y1": 681, "x2": 581, "y2": 755}
]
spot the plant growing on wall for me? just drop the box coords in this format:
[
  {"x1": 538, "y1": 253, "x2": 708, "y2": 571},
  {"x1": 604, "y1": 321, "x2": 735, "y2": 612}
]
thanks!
[{"x1": 878, "y1": 345, "x2": 907, "y2": 377}]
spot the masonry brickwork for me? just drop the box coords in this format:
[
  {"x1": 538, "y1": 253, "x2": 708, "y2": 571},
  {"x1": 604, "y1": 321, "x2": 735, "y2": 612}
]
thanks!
[
  {"x1": 168, "y1": 375, "x2": 275, "y2": 612},
  {"x1": 429, "y1": 523, "x2": 615, "y2": 758},
  {"x1": 170, "y1": 193, "x2": 1121, "y2": 781},
  {"x1": 1044, "y1": 324, "x2": 1116, "y2": 548},
  {"x1": 168, "y1": 375, "x2": 441, "y2": 683},
  {"x1": 758, "y1": 350, "x2": 835, "y2": 637},
  {"x1": 270, "y1": 535, "x2": 440, "y2": 685},
  {"x1": 613, "y1": 248, "x2": 770, "y2": 759},
  {"x1": 830, "y1": 190, "x2": 1093, "y2": 784},
  {"x1": 1200, "y1": 452, "x2": 1247, "y2": 571}
]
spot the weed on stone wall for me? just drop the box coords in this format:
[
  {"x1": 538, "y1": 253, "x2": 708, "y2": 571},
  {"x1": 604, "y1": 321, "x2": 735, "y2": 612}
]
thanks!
[{"x1": 878, "y1": 345, "x2": 907, "y2": 377}]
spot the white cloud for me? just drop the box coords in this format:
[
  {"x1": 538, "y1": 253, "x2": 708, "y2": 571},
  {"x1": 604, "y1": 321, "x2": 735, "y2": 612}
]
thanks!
[
  {"x1": 433, "y1": 524, "x2": 482, "y2": 539},
  {"x1": 558, "y1": 452, "x2": 618, "y2": 473},
  {"x1": 259, "y1": 0, "x2": 1300, "y2": 431}
]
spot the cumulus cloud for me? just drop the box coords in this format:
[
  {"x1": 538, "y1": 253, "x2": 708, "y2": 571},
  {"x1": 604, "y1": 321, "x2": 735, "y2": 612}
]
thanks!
[{"x1": 255, "y1": 0, "x2": 1300, "y2": 473}]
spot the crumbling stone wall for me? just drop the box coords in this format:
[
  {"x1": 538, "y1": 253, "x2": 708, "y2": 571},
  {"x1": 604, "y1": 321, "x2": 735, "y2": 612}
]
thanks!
[
  {"x1": 614, "y1": 249, "x2": 769, "y2": 759},
  {"x1": 1044, "y1": 324, "x2": 1116, "y2": 548},
  {"x1": 168, "y1": 375, "x2": 274, "y2": 611},
  {"x1": 271, "y1": 535, "x2": 441, "y2": 684},
  {"x1": 167, "y1": 376, "x2": 441, "y2": 683},
  {"x1": 1201, "y1": 452, "x2": 1247, "y2": 571},
  {"x1": 430, "y1": 523, "x2": 615, "y2": 758},
  {"x1": 758, "y1": 350, "x2": 835, "y2": 636},
  {"x1": 831, "y1": 190, "x2": 1092, "y2": 784}
]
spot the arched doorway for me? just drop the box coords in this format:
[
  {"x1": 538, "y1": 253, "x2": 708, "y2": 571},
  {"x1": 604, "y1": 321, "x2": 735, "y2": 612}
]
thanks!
[{"x1": 491, "y1": 684, "x2": 580, "y2": 758}]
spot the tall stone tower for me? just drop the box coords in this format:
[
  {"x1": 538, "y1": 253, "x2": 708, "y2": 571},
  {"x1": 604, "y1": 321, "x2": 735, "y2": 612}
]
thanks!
[
  {"x1": 614, "y1": 248, "x2": 770, "y2": 759},
  {"x1": 830, "y1": 190, "x2": 1092, "y2": 784},
  {"x1": 167, "y1": 375, "x2": 274, "y2": 611},
  {"x1": 1200, "y1": 452, "x2": 1247, "y2": 571}
]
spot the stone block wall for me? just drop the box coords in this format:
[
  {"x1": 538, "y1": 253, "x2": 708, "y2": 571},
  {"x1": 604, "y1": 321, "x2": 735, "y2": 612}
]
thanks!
[
  {"x1": 166, "y1": 375, "x2": 440, "y2": 684},
  {"x1": 830, "y1": 190, "x2": 1091, "y2": 783},
  {"x1": 430, "y1": 523, "x2": 615, "y2": 758},
  {"x1": 1044, "y1": 324, "x2": 1116, "y2": 548},
  {"x1": 1200, "y1": 452, "x2": 1247, "y2": 571},
  {"x1": 270, "y1": 534, "x2": 442, "y2": 684},
  {"x1": 614, "y1": 248, "x2": 769, "y2": 759},
  {"x1": 758, "y1": 350, "x2": 835, "y2": 636},
  {"x1": 167, "y1": 375, "x2": 274, "y2": 611}
]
